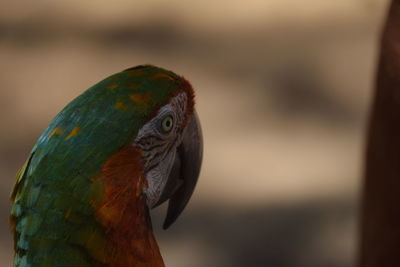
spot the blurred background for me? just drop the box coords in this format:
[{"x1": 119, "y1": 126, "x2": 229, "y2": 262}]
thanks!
[{"x1": 0, "y1": 0, "x2": 390, "y2": 266}]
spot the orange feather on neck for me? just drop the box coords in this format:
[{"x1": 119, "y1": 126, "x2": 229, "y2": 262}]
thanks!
[{"x1": 94, "y1": 145, "x2": 165, "y2": 267}]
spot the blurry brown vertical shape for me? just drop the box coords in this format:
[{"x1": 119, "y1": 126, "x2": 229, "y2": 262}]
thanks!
[{"x1": 359, "y1": 1, "x2": 400, "y2": 266}]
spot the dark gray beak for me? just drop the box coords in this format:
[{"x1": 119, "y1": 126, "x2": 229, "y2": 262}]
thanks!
[{"x1": 155, "y1": 112, "x2": 203, "y2": 229}]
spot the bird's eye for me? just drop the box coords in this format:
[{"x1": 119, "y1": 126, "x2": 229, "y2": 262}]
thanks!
[{"x1": 161, "y1": 115, "x2": 174, "y2": 133}]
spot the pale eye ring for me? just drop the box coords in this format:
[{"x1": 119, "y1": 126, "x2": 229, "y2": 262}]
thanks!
[{"x1": 161, "y1": 115, "x2": 174, "y2": 133}]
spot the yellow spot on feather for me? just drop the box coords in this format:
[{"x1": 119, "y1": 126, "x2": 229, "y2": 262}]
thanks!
[
  {"x1": 129, "y1": 93, "x2": 152, "y2": 110},
  {"x1": 126, "y1": 68, "x2": 146, "y2": 76},
  {"x1": 106, "y1": 83, "x2": 118, "y2": 89},
  {"x1": 115, "y1": 101, "x2": 129, "y2": 111},
  {"x1": 49, "y1": 127, "x2": 64, "y2": 137},
  {"x1": 151, "y1": 73, "x2": 174, "y2": 81},
  {"x1": 65, "y1": 127, "x2": 80, "y2": 140},
  {"x1": 64, "y1": 208, "x2": 72, "y2": 219},
  {"x1": 15, "y1": 158, "x2": 30, "y2": 185}
]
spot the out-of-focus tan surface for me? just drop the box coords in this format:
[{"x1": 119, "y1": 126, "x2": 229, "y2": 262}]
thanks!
[{"x1": 0, "y1": 1, "x2": 389, "y2": 266}]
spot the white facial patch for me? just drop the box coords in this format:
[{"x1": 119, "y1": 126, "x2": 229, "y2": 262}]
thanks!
[{"x1": 135, "y1": 93, "x2": 188, "y2": 207}]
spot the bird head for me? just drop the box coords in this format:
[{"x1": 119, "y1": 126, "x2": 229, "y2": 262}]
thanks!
[
  {"x1": 10, "y1": 65, "x2": 202, "y2": 266},
  {"x1": 106, "y1": 65, "x2": 203, "y2": 228},
  {"x1": 125, "y1": 66, "x2": 203, "y2": 228},
  {"x1": 21, "y1": 64, "x2": 202, "y2": 228}
]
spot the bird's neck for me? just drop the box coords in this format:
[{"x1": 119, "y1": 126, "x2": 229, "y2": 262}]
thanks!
[{"x1": 94, "y1": 145, "x2": 165, "y2": 267}]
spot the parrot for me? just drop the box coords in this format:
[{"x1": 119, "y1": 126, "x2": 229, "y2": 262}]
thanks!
[{"x1": 10, "y1": 65, "x2": 203, "y2": 267}]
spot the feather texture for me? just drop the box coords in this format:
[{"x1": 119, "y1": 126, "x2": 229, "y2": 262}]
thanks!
[{"x1": 10, "y1": 65, "x2": 194, "y2": 266}]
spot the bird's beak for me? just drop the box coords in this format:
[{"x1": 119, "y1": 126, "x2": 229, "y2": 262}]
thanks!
[{"x1": 155, "y1": 111, "x2": 203, "y2": 229}]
